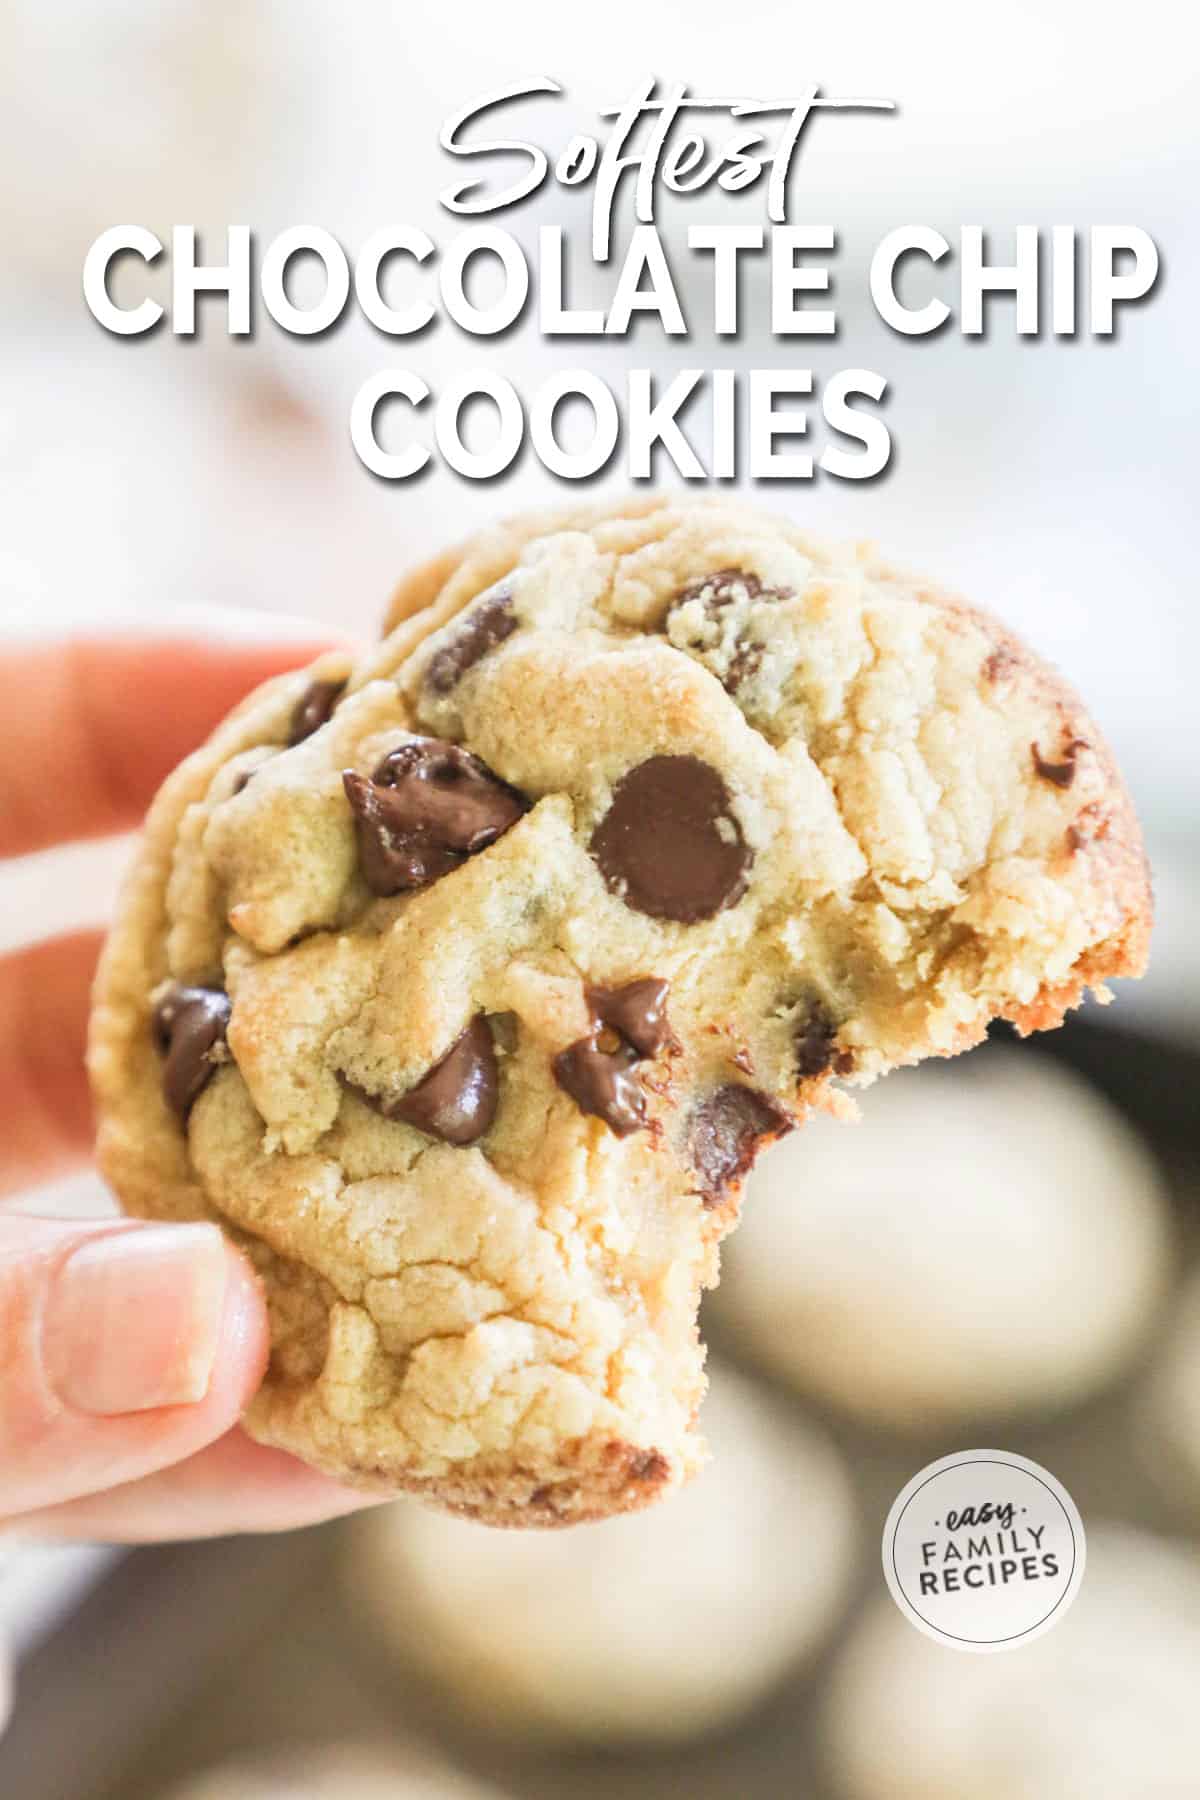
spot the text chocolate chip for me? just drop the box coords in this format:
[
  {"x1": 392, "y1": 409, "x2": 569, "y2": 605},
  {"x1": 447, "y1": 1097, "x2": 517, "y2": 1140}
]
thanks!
[
  {"x1": 288, "y1": 678, "x2": 346, "y2": 747},
  {"x1": 362, "y1": 1015, "x2": 499, "y2": 1145},
  {"x1": 343, "y1": 737, "x2": 528, "y2": 896},
  {"x1": 426, "y1": 589, "x2": 518, "y2": 695},
  {"x1": 152, "y1": 984, "x2": 232, "y2": 1118},
  {"x1": 590, "y1": 755, "x2": 752, "y2": 923},
  {"x1": 687, "y1": 1083, "x2": 792, "y2": 1205}
]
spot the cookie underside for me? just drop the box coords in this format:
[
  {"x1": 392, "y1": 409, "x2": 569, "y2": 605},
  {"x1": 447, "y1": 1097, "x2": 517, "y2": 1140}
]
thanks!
[{"x1": 88, "y1": 496, "x2": 1150, "y2": 1525}]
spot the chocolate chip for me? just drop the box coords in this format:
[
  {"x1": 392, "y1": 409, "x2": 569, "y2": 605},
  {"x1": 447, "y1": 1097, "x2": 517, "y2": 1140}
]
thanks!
[
  {"x1": 426, "y1": 589, "x2": 518, "y2": 695},
  {"x1": 554, "y1": 977, "x2": 674, "y2": 1137},
  {"x1": 666, "y1": 568, "x2": 786, "y2": 693},
  {"x1": 553, "y1": 1035, "x2": 646, "y2": 1137},
  {"x1": 364, "y1": 1015, "x2": 499, "y2": 1145},
  {"x1": 288, "y1": 679, "x2": 346, "y2": 747},
  {"x1": 795, "y1": 1003, "x2": 854, "y2": 1079},
  {"x1": 587, "y1": 977, "x2": 673, "y2": 1059},
  {"x1": 1032, "y1": 737, "x2": 1088, "y2": 790},
  {"x1": 343, "y1": 738, "x2": 528, "y2": 896},
  {"x1": 672, "y1": 568, "x2": 780, "y2": 613},
  {"x1": 590, "y1": 756, "x2": 751, "y2": 923},
  {"x1": 687, "y1": 1084, "x2": 792, "y2": 1205},
  {"x1": 152, "y1": 984, "x2": 232, "y2": 1118},
  {"x1": 724, "y1": 641, "x2": 765, "y2": 691}
]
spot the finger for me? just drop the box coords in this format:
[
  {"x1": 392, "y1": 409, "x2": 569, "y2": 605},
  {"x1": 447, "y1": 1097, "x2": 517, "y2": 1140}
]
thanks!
[
  {"x1": 0, "y1": 1216, "x2": 268, "y2": 1518},
  {"x1": 0, "y1": 633, "x2": 346, "y2": 858},
  {"x1": 0, "y1": 932, "x2": 101, "y2": 1198},
  {"x1": 7, "y1": 1428, "x2": 380, "y2": 1542}
]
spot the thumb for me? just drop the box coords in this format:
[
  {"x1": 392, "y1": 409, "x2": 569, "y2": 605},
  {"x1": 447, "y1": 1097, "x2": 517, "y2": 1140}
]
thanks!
[{"x1": 0, "y1": 1215, "x2": 267, "y2": 1521}]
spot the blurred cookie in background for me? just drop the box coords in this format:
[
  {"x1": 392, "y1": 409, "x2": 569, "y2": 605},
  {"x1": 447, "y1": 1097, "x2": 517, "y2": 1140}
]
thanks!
[
  {"x1": 342, "y1": 1363, "x2": 857, "y2": 1747},
  {"x1": 163, "y1": 1745, "x2": 510, "y2": 1800},
  {"x1": 713, "y1": 1047, "x2": 1171, "y2": 1432},
  {"x1": 0, "y1": 0, "x2": 312, "y2": 285},
  {"x1": 822, "y1": 1525, "x2": 1200, "y2": 1800},
  {"x1": 1141, "y1": 1267, "x2": 1200, "y2": 1516}
]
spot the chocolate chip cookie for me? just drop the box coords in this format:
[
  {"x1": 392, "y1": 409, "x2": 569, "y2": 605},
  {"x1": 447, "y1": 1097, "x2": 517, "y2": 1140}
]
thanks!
[{"x1": 89, "y1": 496, "x2": 1151, "y2": 1524}]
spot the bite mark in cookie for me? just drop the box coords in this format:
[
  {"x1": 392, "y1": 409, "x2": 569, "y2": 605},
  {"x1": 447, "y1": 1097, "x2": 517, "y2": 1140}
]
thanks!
[{"x1": 590, "y1": 755, "x2": 751, "y2": 923}]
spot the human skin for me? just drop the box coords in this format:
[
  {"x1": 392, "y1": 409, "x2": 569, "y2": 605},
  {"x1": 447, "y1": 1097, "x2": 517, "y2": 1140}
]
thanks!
[{"x1": 0, "y1": 634, "x2": 379, "y2": 1541}]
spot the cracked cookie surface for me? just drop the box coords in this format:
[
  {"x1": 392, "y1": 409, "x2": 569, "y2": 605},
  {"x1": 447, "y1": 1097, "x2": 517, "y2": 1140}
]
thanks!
[{"x1": 89, "y1": 496, "x2": 1150, "y2": 1524}]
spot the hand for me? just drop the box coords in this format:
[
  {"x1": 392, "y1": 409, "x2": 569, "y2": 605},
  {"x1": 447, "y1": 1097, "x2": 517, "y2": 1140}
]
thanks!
[{"x1": 0, "y1": 633, "x2": 377, "y2": 1542}]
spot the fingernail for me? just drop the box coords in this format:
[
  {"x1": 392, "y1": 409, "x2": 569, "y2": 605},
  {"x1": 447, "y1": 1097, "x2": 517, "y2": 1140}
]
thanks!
[{"x1": 44, "y1": 1225, "x2": 228, "y2": 1416}]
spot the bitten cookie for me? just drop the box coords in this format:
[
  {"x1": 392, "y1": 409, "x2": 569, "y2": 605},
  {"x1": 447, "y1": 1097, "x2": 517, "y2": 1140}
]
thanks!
[{"x1": 89, "y1": 495, "x2": 1151, "y2": 1523}]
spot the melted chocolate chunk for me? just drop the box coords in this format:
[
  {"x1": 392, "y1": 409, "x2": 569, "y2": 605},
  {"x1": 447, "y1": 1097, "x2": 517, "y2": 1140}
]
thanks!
[
  {"x1": 288, "y1": 679, "x2": 346, "y2": 746},
  {"x1": 152, "y1": 984, "x2": 232, "y2": 1118},
  {"x1": 795, "y1": 1003, "x2": 854, "y2": 1079},
  {"x1": 426, "y1": 589, "x2": 518, "y2": 695},
  {"x1": 590, "y1": 756, "x2": 751, "y2": 923},
  {"x1": 553, "y1": 1035, "x2": 646, "y2": 1137},
  {"x1": 687, "y1": 1084, "x2": 792, "y2": 1206},
  {"x1": 343, "y1": 738, "x2": 527, "y2": 895},
  {"x1": 587, "y1": 977, "x2": 673, "y2": 1059},
  {"x1": 367, "y1": 1016, "x2": 499, "y2": 1145},
  {"x1": 1031, "y1": 737, "x2": 1088, "y2": 790},
  {"x1": 554, "y1": 976, "x2": 674, "y2": 1137}
]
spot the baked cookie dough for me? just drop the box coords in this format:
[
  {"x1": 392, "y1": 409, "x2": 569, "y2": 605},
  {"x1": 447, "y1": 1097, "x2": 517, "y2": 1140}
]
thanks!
[
  {"x1": 343, "y1": 1363, "x2": 856, "y2": 1745},
  {"x1": 89, "y1": 495, "x2": 1151, "y2": 1522},
  {"x1": 714, "y1": 1046, "x2": 1170, "y2": 1429},
  {"x1": 822, "y1": 1526, "x2": 1200, "y2": 1800}
]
